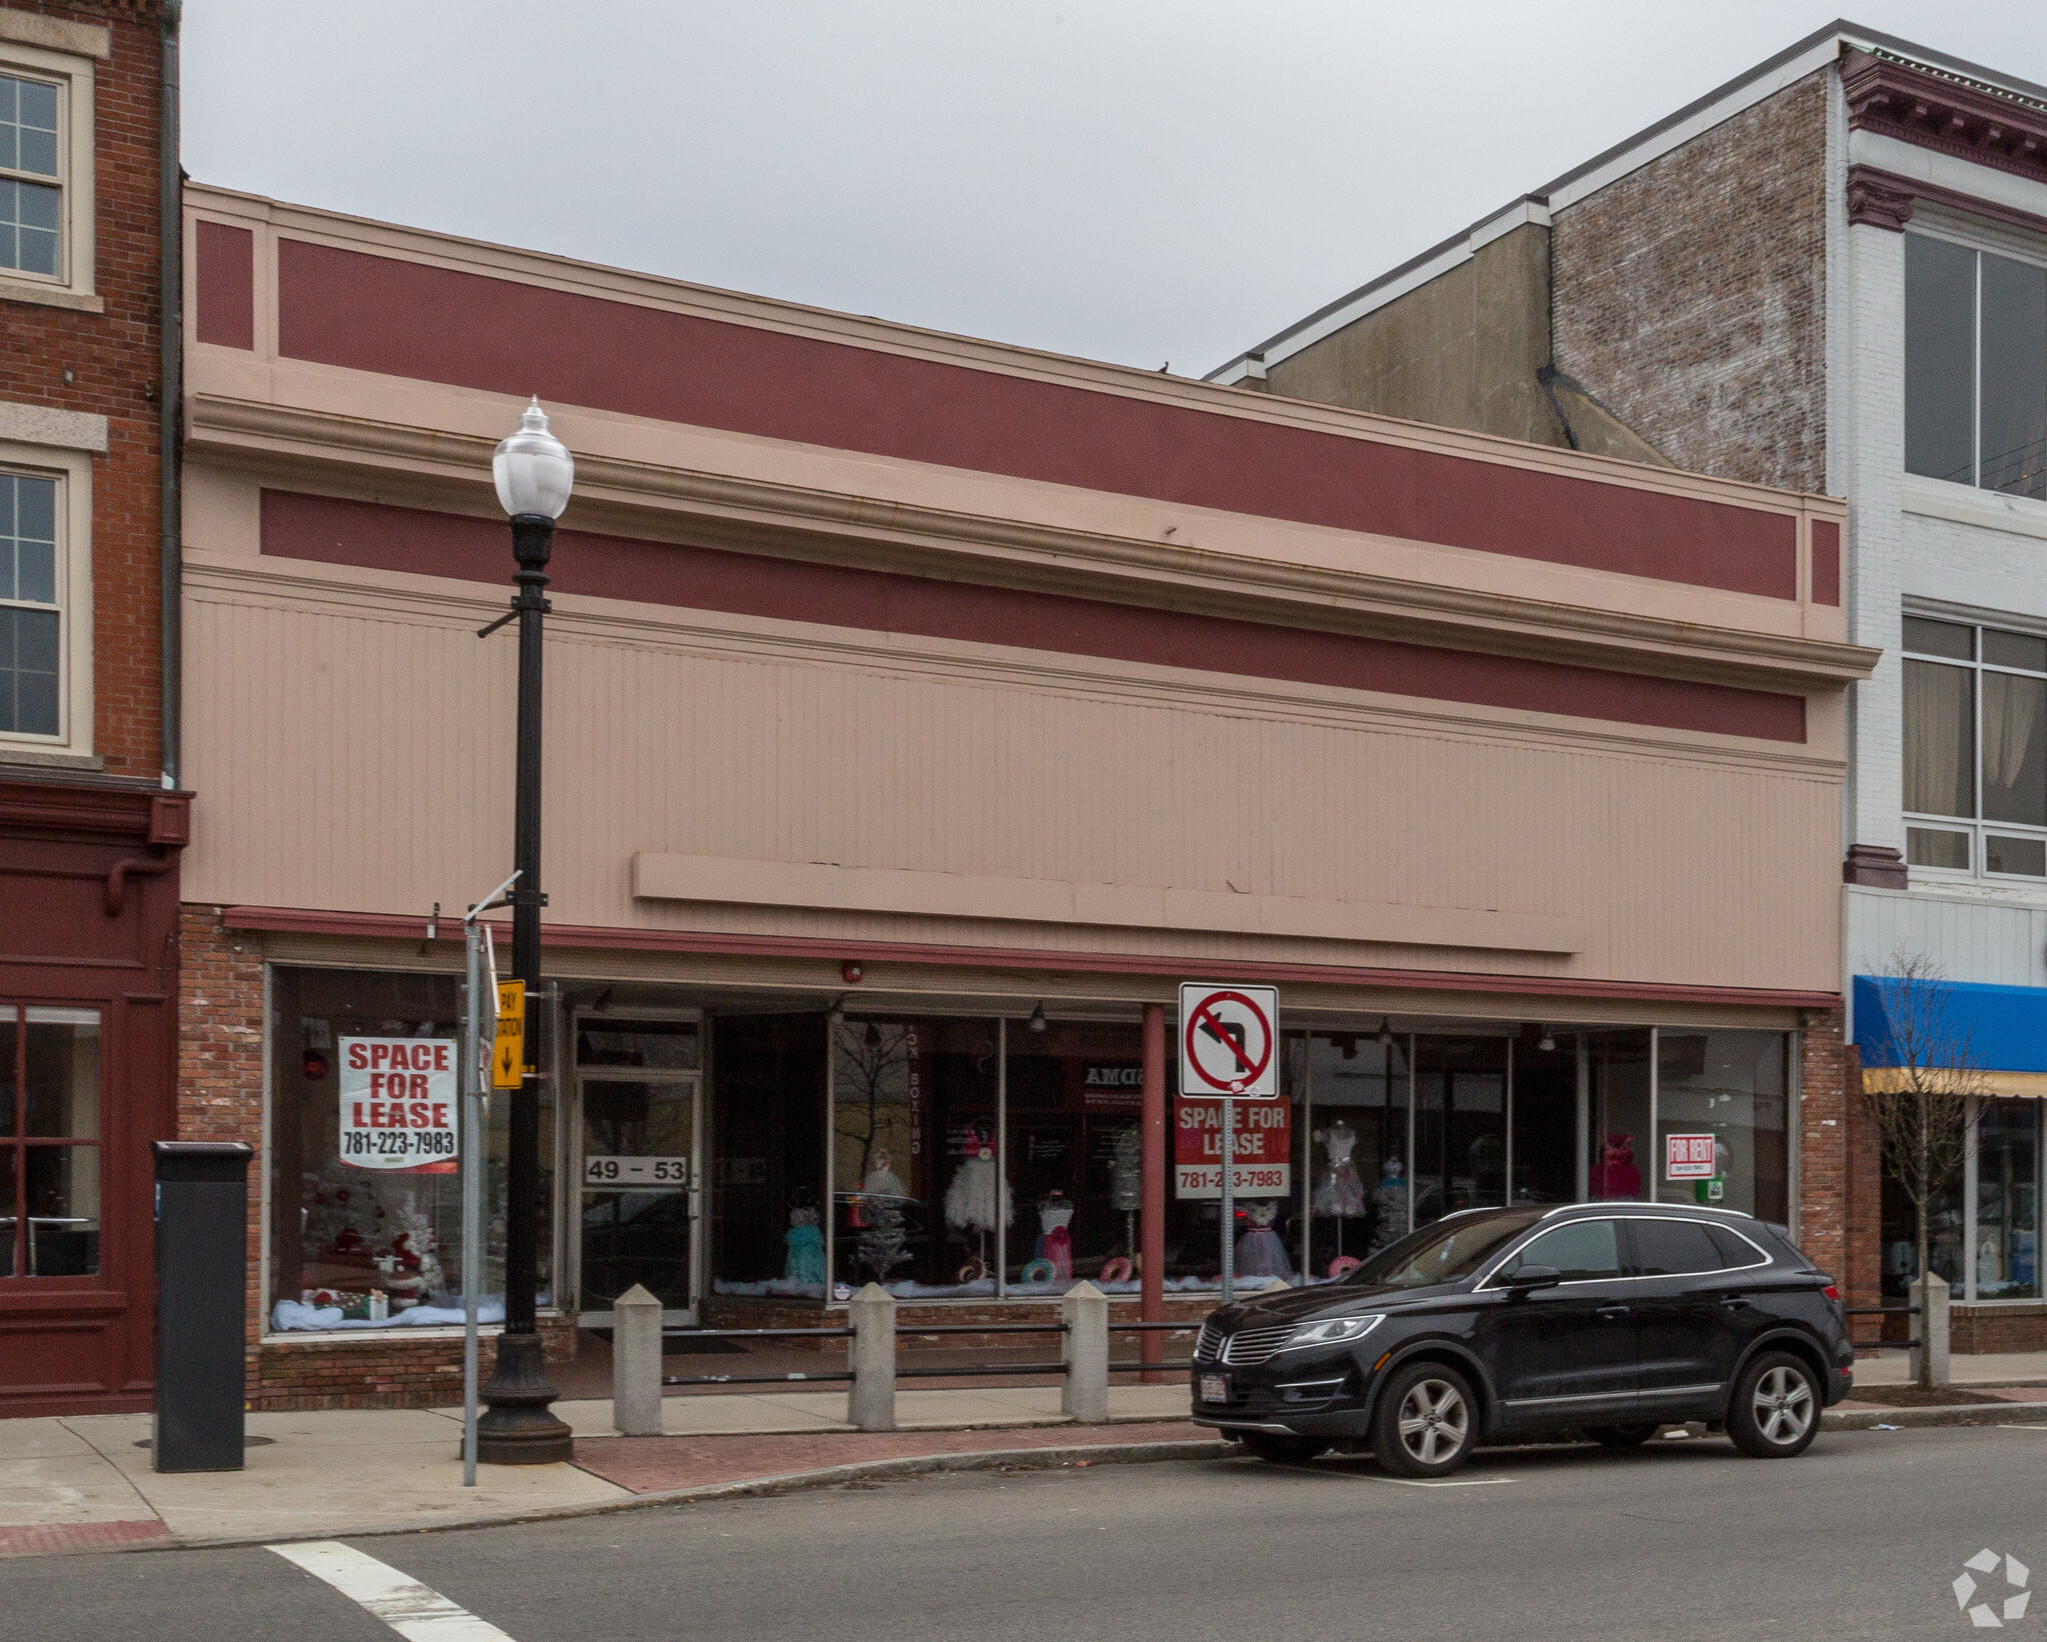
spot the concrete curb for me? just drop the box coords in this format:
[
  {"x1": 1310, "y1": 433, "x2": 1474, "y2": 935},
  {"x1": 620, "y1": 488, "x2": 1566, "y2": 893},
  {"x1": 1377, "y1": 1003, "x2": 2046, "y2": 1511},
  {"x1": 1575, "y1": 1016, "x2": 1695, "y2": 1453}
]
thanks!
[
  {"x1": 118, "y1": 1438, "x2": 1236, "y2": 1557},
  {"x1": 39, "y1": 1403, "x2": 2047, "y2": 1560},
  {"x1": 1825, "y1": 1400, "x2": 2047, "y2": 1429}
]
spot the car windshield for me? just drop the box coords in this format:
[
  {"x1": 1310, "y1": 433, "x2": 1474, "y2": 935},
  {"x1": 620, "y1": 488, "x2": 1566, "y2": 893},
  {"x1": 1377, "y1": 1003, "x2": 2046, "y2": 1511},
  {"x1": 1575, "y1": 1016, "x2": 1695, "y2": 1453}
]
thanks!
[{"x1": 1340, "y1": 1210, "x2": 1545, "y2": 1289}]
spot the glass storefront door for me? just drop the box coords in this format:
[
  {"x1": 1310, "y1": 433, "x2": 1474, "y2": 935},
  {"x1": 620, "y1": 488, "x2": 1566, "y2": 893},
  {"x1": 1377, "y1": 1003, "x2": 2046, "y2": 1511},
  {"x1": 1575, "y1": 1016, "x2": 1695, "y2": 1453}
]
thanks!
[{"x1": 574, "y1": 1066, "x2": 703, "y2": 1324}]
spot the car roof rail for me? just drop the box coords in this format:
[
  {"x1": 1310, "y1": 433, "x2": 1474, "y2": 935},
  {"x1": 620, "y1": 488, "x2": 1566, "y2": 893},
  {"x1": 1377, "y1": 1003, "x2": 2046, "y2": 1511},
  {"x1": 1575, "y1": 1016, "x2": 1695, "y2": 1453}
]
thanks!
[{"x1": 1535, "y1": 1200, "x2": 1754, "y2": 1221}]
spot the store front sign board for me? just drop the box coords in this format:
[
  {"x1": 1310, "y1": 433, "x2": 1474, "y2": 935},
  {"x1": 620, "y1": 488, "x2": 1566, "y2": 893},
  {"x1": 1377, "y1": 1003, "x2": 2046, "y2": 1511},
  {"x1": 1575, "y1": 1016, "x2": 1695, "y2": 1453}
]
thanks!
[
  {"x1": 338, "y1": 1036, "x2": 459, "y2": 1173},
  {"x1": 1178, "y1": 983, "x2": 1279, "y2": 1097}
]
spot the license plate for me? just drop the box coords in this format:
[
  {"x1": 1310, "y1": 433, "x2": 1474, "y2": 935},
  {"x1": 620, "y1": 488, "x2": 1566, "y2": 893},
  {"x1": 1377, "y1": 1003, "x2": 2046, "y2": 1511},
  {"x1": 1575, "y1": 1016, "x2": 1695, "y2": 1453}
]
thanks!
[{"x1": 1200, "y1": 1374, "x2": 1229, "y2": 1404}]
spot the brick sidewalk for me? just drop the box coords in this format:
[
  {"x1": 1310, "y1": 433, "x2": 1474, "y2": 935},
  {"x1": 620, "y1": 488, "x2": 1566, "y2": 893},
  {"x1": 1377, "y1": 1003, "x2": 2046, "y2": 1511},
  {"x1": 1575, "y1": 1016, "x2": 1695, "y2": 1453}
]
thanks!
[{"x1": 571, "y1": 1419, "x2": 1222, "y2": 1492}]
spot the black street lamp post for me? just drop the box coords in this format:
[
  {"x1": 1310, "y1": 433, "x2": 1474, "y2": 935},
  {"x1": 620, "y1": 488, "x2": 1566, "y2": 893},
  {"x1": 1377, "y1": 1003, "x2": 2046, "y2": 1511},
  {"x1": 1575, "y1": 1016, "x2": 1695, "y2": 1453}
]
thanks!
[{"x1": 477, "y1": 398, "x2": 575, "y2": 1464}]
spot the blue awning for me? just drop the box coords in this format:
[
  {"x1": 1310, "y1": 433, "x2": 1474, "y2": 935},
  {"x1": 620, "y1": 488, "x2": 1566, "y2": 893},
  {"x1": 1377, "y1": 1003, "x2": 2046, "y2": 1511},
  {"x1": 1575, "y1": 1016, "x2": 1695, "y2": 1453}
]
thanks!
[{"x1": 1854, "y1": 974, "x2": 2047, "y2": 1096}]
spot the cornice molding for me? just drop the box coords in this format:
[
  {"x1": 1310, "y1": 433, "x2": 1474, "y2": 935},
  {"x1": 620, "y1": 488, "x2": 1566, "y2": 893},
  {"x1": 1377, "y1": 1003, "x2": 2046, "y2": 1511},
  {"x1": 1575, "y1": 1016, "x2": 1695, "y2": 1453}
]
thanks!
[
  {"x1": 216, "y1": 902, "x2": 1842, "y2": 1013},
  {"x1": 185, "y1": 185, "x2": 1844, "y2": 517},
  {"x1": 1843, "y1": 49, "x2": 2047, "y2": 192},
  {"x1": 1845, "y1": 163, "x2": 2047, "y2": 240},
  {"x1": 185, "y1": 393, "x2": 1876, "y2": 693}
]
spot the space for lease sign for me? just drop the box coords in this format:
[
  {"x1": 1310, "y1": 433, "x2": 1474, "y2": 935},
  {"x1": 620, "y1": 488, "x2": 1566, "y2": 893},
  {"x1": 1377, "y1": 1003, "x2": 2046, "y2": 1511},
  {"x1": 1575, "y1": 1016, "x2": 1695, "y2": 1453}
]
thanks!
[
  {"x1": 1176, "y1": 1097, "x2": 1292, "y2": 1199},
  {"x1": 339, "y1": 1037, "x2": 459, "y2": 1173}
]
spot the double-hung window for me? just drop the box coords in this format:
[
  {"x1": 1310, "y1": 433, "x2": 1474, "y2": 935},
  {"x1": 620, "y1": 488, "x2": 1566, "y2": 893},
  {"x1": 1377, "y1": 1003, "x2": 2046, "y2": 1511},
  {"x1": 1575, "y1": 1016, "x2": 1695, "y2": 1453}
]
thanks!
[
  {"x1": 0, "y1": 69, "x2": 60, "y2": 280},
  {"x1": 1905, "y1": 232, "x2": 2047, "y2": 502},
  {"x1": 1903, "y1": 614, "x2": 2047, "y2": 878},
  {"x1": 0, "y1": 469, "x2": 60, "y2": 738}
]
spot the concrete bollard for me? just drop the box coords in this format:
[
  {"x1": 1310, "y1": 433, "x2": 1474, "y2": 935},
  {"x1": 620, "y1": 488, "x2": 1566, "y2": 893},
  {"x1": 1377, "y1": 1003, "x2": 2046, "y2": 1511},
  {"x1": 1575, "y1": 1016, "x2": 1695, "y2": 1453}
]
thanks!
[
  {"x1": 1061, "y1": 1280, "x2": 1109, "y2": 1423},
  {"x1": 849, "y1": 1282, "x2": 897, "y2": 1432},
  {"x1": 1909, "y1": 1270, "x2": 1950, "y2": 1388},
  {"x1": 613, "y1": 1282, "x2": 665, "y2": 1436}
]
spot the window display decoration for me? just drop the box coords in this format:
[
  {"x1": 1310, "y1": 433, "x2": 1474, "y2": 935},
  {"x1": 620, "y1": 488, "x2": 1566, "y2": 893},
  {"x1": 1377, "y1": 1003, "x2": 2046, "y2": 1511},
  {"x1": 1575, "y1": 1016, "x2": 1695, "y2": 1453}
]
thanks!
[
  {"x1": 784, "y1": 1202, "x2": 825, "y2": 1286},
  {"x1": 1366, "y1": 1156, "x2": 1410, "y2": 1258},
  {"x1": 1311, "y1": 1119, "x2": 1368, "y2": 1218},
  {"x1": 943, "y1": 1125, "x2": 1011, "y2": 1279},
  {"x1": 1235, "y1": 1201, "x2": 1294, "y2": 1279},
  {"x1": 1590, "y1": 1132, "x2": 1643, "y2": 1199},
  {"x1": 1034, "y1": 1189, "x2": 1075, "y2": 1283}
]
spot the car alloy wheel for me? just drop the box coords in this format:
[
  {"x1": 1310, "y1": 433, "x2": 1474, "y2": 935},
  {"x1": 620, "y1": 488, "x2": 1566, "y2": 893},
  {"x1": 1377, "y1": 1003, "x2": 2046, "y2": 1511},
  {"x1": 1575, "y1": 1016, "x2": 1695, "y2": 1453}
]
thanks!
[
  {"x1": 1751, "y1": 1365, "x2": 1814, "y2": 1445},
  {"x1": 1378, "y1": 1367, "x2": 1473, "y2": 1476},
  {"x1": 1728, "y1": 1350, "x2": 1821, "y2": 1459}
]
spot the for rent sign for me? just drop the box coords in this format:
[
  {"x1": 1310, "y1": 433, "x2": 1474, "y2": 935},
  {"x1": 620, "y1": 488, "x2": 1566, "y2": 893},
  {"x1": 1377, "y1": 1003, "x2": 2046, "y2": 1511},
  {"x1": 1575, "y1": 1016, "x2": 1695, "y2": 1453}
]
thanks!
[
  {"x1": 1175, "y1": 1096, "x2": 1292, "y2": 1199},
  {"x1": 339, "y1": 1037, "x2": 459, "y2": 1173}
]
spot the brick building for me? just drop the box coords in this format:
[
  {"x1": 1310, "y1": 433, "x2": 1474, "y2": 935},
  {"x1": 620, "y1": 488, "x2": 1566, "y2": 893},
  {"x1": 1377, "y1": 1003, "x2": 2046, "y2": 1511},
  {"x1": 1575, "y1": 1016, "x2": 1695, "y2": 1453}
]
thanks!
[
  {"x1": 0, "y1": 0, "x2": 187, "y2": 1415},
  {"x1": 173, "y1": 181, "x2": 1867, "y2": 1409},
  {"x1": 1206, "y1": 23, "x2": 2047, "y2": 1345}
]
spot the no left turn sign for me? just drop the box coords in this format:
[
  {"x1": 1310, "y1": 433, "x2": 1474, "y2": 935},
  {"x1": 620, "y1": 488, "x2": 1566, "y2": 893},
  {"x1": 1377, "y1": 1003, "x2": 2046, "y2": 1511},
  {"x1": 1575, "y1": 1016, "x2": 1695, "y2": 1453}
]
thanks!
[{"x1": 1178, "y1": 983, "x2": 1279, "y2": 1097}]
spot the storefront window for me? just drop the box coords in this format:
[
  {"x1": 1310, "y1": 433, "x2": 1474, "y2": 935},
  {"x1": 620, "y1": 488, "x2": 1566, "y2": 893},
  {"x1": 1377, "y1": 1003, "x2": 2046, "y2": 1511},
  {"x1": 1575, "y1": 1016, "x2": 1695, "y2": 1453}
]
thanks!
[
  {"x1": 1585, "y1": 1030, "x2": 1652, "y2": 1202},
  {"x1": 267, "y1": 968, "x2": 537, "y2": 1333},
  {"x1": 1, "y1": 1004, "x2": 100, "y2": 1277},
  {"x1": 1413, "y1": 1035, "x2": 1508, "y2": 1225},
  {"x1": 1294, "y1": 1030, "x2": 1407, "y2": 1282},
  {"x1": 1977, "y1": 1100, "x2": 2039, "y2": 1300},
  {"x1": 708, "y1": 1014, "x2": 826, "y2": 1301},
  {"x1": 1510, "y1": 1024, "x2": 1576, "y2": 1206},
  {"x1": 833, "y1": 1015, "x2": 1001, "y2": 1297},
  {"x1": 1008, "y1": 1018, "x2": 1154, "y2": 1292},
  {"x1": 1654, "y1": 1030, "x2": 1789, "y2": 1222}
]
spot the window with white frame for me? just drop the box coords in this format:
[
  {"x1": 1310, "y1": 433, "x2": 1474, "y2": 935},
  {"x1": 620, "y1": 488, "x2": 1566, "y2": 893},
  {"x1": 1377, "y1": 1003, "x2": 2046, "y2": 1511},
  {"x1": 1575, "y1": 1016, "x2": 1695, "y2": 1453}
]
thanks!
[
  {"x1": 1903, "y1": 614, "x2": 2047, "y2": 878},
  {"x1": 0, "y1": 34, "x2": 95, "y2": 308},
  {"x1": 1905, "y1": 231, "x2": 2047, "y2": 502},
  {"x1": 0, "y1": 443, "x2": 88, "y2": 759},
  {"x1": 0, "y1": 469, "x2": 59, "y2": 736}
]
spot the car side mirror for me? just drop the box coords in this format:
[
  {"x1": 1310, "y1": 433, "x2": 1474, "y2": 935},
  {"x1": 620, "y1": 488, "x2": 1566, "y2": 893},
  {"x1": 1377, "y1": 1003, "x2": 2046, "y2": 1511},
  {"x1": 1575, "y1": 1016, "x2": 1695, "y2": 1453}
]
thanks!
[{"x1": 1506, "y1": 1263, "x2": 1562, "y2": 1293}]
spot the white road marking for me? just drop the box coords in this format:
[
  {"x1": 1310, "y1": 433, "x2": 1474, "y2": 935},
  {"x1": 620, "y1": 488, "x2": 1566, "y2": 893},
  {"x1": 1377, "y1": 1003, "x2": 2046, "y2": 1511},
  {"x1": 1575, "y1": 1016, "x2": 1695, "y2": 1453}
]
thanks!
[
  {"x1": 270, "y1": 1540, "x2": 517, "y2": 1641},
  {"x1": 1358, "y1": 1474, "x2": 1514, "y2": 1489}
]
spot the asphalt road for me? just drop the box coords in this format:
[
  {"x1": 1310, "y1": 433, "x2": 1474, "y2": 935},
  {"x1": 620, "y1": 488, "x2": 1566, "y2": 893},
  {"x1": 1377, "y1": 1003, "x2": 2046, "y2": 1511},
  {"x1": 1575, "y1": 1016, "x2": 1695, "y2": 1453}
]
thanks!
[{"x1": 11, "y1": 1425, "x2": 2047, "y2": 1642}]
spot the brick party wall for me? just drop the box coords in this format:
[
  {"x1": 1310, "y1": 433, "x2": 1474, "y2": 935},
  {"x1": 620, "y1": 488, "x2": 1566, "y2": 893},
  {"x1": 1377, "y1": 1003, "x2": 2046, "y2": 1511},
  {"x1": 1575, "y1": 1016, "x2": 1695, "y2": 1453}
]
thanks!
[
  {"x1": 1552, "y1": 71, "x2": 1830, "y2": 492},
  {"x1": 1797, "y1": 1006, "x2": 1849, "y2": 1285}
]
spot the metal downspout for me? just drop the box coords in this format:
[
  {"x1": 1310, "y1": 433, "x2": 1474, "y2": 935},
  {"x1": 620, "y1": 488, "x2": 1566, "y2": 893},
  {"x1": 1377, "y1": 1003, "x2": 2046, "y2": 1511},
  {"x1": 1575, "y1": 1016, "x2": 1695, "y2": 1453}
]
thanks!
[{"x1": 159, "y1": 1, "x2": 183, "y2": 788}]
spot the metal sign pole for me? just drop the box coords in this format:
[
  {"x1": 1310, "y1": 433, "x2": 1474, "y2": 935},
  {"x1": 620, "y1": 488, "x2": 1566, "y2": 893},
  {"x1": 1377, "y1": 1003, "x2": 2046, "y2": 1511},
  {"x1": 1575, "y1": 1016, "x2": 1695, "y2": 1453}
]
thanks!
[
  {"x1": 1220, "y1": 1096, "x2": 1236, "y2": 1306},
  {"x1": 461, "y1": 870, "x2": 520, "y2": 1488},
  {"x1": 462, "y1": 919, "x2": 484, "y2": 1488}
]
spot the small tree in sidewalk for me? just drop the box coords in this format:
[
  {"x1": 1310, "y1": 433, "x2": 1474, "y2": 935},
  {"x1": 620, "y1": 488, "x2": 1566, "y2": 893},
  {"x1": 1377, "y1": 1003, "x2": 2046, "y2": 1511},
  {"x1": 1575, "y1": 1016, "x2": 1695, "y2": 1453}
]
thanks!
[{"x1": 1859, "y1": 951, "x2": 1984, "y2": 1389}]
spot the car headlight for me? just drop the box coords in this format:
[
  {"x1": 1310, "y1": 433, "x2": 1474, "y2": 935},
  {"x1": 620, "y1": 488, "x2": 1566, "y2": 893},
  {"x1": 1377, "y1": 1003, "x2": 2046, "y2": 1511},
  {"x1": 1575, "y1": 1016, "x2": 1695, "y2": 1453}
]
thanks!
[{"x1": 1280, "y1": 1314, "x2": 1384, "y2": 1351}]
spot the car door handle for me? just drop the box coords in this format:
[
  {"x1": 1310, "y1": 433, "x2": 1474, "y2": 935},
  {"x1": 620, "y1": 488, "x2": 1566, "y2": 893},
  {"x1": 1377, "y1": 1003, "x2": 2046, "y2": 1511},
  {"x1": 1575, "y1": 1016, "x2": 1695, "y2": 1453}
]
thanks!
[
  {"x1": 1719, "y1": 1296, "x2": 1753, "y2": 1310},
  {"x1": 1597, "y1": 1305, "x2": 1631, "y2": 1319}
]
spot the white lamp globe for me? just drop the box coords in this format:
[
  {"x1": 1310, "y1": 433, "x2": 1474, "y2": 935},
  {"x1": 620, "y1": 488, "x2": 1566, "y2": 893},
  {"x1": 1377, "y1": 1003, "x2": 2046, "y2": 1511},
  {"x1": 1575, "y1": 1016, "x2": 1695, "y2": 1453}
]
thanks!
[{"x1": 492, "y1": 397, "x2": 575, "y2": 520}]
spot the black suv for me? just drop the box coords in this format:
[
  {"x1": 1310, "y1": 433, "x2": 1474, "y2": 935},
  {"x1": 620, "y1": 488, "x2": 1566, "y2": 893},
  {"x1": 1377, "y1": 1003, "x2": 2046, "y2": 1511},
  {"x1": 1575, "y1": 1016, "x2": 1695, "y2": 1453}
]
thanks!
[{"x1": 1191, "y1": 1202, "x2": 1852, "y2": 1477}]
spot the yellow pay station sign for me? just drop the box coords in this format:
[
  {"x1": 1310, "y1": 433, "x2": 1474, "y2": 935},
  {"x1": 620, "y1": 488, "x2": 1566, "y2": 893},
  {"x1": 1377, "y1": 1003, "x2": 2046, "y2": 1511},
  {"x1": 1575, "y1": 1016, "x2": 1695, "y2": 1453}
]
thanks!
[{"x1": 491, "y1": 980, "x2": 526, "y2": 1089}]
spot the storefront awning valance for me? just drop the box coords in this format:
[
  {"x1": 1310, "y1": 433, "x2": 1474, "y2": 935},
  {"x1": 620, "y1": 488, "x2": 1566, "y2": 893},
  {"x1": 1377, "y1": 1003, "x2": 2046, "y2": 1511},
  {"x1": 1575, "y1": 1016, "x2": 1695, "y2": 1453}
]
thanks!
[{"x1": 1854, "y1": 975, "x2": 2047, "y2": 1098}]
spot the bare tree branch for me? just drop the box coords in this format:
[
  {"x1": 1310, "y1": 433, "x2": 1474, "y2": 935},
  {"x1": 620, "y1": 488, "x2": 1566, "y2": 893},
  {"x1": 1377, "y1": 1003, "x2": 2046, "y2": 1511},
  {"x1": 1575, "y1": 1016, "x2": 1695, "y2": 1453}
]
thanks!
[{"x1": 1860, "y1": 949, "x2": 1985, "y2": 1387}]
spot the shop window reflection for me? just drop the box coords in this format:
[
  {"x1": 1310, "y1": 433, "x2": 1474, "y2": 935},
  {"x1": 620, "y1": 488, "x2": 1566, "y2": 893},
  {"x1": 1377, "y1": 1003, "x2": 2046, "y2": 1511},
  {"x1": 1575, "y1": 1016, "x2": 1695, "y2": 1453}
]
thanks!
[
  {"x1": 1654, "y1": 1030, "x2": 1788, "y2": 1221},
  {"x1": 1585, "y1": 1030, "x2": 1653, "y2": 1202},
  {"x1": 1295, "y1": 1031, "x2": 1408, "y2": 1282},
  {"x1": 707, "y1": 1013, "x2": 826, "y2": 1301},
  {"x1": 1413, "y1": 1036, "x2": 1507, "y2": 1226},
  {"x1": 1977, "y1": 1100, "x2": 2039, "y2": 1300}
]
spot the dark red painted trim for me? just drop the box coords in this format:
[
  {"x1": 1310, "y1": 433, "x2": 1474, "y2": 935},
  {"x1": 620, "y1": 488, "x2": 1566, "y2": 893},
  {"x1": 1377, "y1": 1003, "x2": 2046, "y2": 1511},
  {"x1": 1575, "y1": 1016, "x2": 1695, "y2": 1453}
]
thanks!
[
  {"x1": 261, "y1": 490, "x2": 1807, "y2": 742},
  {"x1": 1811, "y1": 520, "x2": 1841, "y2": 606},
  {"x1": 195, "y1": 221, "x2": 254, "y2": 350},
  {"x1": 218, "y1": 905, "x2": 1839, "y2": 1012},
  {"x1": 1845, "y1": 164, "x2": 2047, "y2": 241},
  {"x1": 274, "y1": 239, "x2": 1800, "y2": 600},
  {"x1": 1843, "y1": 50, "x2": 2047, "y2": 194}
]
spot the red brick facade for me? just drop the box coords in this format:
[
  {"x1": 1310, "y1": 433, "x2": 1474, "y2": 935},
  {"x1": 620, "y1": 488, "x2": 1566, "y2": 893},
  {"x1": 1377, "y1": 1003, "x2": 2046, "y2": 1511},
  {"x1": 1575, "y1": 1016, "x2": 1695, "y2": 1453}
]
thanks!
[
  {"x1": 0, "y1": 3, "x2": 182, "y2": 1416},
  {"x1": 1550, "y1": 72, "x2": 1830, "y2": 494},
  {"x1": 0, "y1": 1, "x2": 170, "y2": 778}
]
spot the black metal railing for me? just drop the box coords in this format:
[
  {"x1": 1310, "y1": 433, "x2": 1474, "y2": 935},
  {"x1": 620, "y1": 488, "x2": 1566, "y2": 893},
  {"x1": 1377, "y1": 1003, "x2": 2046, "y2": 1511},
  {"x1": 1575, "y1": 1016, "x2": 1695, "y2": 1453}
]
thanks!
[
  {"x1": 1844, "y1": 1303, "x2": 1922, "y2": 1353},
  {"x1": 1109, "y1": 1319, "x2": 1197, "y2": 1371},
  {"x1": 659, "y1": 1324, "x2": 855, "y2": 1387}
]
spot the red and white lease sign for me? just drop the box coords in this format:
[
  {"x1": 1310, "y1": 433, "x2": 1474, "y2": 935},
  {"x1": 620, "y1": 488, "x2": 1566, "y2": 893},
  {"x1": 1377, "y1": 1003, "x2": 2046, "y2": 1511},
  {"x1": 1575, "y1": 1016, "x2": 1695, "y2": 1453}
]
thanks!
[
  {"x1": 1665, "y1": 1132, "x2": 1717, "y2": 1180},
  {"x1": 1176, "y1": 1096, "x2": 1292, "y2": 1199},
  {"x1": 339, "y1": 1037, "x2": 459, "y2": 1174},
  {"x1": 1177, "y1": 983, "x2": 1279, "y2": 1098}
]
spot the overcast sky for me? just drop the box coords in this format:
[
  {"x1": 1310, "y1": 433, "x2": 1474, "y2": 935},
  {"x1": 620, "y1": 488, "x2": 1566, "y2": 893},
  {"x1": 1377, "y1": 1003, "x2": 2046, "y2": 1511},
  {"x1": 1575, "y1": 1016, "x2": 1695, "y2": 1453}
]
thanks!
[{"x1": 184, "y1": 3, "x2": 2047, "y2": 377}]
